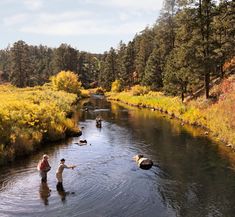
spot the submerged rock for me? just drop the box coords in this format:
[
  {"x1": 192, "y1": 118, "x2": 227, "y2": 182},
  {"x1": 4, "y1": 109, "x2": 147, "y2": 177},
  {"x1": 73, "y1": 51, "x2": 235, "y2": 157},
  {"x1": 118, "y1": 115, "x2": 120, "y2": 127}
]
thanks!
[
  {"x1": 74, "y1": 139, "x2": 88, "y2": 146},
  {"x1": 79, "y1": 139, "x2": 87, "y2": 144}
]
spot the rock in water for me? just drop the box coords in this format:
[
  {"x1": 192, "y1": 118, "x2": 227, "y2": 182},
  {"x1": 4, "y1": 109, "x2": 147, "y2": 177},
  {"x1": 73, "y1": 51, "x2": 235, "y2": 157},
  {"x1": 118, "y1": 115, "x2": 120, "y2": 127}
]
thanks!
[
  {"x1": 133, "y1": 154, "x2": 153, "y2": 170},
  {"x1": 79, "y1": 139, "x2": 87, "y2": 144},
  {"x1": 138, "y1": 158, "x2": 153, "y2": 170}
]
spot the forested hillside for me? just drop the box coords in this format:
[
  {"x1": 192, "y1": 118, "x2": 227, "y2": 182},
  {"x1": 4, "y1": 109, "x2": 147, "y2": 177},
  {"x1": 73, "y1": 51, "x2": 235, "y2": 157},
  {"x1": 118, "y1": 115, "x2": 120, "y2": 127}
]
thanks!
[
  {"x1": 0, "y1": 0, "x2": 234, "y2": 100},
  {"x1": 0, "y1": 42, "x2": 102, "y2": 89}
]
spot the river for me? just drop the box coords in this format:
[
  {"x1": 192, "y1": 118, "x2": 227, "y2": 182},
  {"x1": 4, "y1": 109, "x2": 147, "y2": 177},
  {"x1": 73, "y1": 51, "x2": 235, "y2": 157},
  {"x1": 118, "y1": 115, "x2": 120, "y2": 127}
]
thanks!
[{"x1": 0, "y1": 95, "x2": 235, "y2": 217}]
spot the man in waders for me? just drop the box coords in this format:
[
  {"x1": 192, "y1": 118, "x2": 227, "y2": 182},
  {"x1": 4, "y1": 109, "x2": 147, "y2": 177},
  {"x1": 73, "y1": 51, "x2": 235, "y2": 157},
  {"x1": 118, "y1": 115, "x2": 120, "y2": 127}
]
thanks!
[
  {"x1": 56, "y1": 158, "x2": 76, "y2": 191},
  {"x1": 37, "y1": 154, "x2": 51, "y2": 183}
]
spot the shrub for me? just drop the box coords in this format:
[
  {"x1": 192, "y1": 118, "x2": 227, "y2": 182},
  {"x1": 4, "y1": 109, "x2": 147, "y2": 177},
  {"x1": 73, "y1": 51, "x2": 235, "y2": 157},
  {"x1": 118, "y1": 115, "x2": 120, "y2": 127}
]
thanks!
[
  {"x1": 130, "y1": 85, "x2": 150, "y2": 96},
  {"x1": 80, "y1": 89, "x2": 90, "y2": 98},
  {"x1": 51, "y1": 71, "x2": 82, "y2": 95},
  {"x1": 107, "y1": 75, "x2": 235, "y2": 146},
  {"x1": 95, "y1": 87, "x2": 105, "y2": 95},
  {"x1": 0, "y1": 84, "x2": 79, "y2": 163},
  {"x1": 111, "y1": 80, "x2": 122, "y2": 93}
]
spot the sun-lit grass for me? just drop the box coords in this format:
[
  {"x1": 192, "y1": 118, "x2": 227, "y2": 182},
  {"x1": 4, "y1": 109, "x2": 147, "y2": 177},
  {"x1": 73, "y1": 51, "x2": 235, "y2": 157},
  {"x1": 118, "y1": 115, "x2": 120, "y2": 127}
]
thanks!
[
  {"x1": 107, "y1": 76, "x2": 235, "y2": 146},
  {"x1": 81, "y1": 87, "x2": 105, "y2": 97},
  {"x1": 0, "y1": 84, "x2": 80, "y2": 163},
  {"x1": 204, "y1": 76, "x2": 235, "y2": 144}
]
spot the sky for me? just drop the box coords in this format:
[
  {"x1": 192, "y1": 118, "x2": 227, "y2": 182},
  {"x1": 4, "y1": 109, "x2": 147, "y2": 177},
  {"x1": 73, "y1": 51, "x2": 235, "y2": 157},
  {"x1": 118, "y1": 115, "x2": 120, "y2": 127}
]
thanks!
[{"x1": 1, "y1": 0, "x2": 164, "y2": 53}]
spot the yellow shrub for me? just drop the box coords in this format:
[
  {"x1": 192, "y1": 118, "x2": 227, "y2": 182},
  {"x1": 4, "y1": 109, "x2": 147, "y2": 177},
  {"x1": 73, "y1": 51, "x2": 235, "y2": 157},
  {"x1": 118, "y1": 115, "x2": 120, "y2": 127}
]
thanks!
[
  {"x1": 108, "y1": 78, "x2": 235, "y2": 146},
  {"x1": 111, "y1": 80, "x2": 122, "y2": 93},
  {"x1": 51, "y1": 70, "x2": 81, "y2": 95},
  {"x1": 0, "y1": 84, "x2": 79, "y2": 163},
  {"x1": 130, "y1": 85, "x2": 150, "y2": 96}
]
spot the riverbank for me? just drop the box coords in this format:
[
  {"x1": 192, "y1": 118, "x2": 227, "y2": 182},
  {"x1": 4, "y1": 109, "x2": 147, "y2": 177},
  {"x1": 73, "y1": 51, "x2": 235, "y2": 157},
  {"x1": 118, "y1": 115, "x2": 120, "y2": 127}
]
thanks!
[
  {"x1": 0, "y1": 84, "x2": 81, "y2": 165},
  {"x1": 107, "y1": 76, "x2": 235, "y2": 151}
]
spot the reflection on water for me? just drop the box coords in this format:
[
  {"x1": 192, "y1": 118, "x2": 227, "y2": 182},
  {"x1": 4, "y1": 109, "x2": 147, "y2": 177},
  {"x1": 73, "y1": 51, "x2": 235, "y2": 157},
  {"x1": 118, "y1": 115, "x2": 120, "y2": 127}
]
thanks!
[
  {"x1": 39, "y1": 182, "x2": 51, "y2": 205},
  {"x1": 57, "y1": 189, "x2": 67, "y2": 202},
  {"x1": 56, "y1": 183, "x2": 66, "y2": 203},
  {"x1": 0, "y1": 95, "x2": 235, "y2": 217}
]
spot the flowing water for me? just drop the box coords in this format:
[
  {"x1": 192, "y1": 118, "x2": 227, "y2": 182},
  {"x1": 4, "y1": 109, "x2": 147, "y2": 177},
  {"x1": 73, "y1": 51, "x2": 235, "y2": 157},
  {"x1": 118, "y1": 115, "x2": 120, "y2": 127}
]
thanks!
[{"x1": 1, "y1": 95, "x2": 235, "y2": 217}]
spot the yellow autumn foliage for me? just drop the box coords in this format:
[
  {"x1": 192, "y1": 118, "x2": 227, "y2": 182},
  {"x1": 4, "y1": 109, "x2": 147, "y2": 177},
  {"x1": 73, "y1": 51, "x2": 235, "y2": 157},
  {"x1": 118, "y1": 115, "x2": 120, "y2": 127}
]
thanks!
[
  {"x1": 51, "y1": 70, "x2": 82, "y2": 95},
  {"x1": 0, "y1": 84, "x2": 79, "y2": 164},
  {"x1": 107, "y1": 78, "x2": 235, "y2": 146},
  {"x1": 111, "y1": 80, "x2": 122, "y2": 93}
]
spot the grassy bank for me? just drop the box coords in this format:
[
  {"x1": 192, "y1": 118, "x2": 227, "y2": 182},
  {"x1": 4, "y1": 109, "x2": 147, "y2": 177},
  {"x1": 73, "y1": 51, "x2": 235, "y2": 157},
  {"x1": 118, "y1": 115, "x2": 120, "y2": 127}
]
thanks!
[
  {"x1": 0, "y1": 84, "x2": 80, "y2": 164},
  {"x1": 107, "y1": 76, "x2": 235, "y2": 149}
]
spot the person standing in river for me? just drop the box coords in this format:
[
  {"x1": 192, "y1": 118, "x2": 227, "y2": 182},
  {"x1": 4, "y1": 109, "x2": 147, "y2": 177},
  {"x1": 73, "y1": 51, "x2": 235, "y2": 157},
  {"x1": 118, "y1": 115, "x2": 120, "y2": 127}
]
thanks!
[
  {"x1": 37, "y1": 154, "x2": 51, "y2": 183},
  {"x1": 56, "y1": 158, "x2": 76, "y2": 191}
]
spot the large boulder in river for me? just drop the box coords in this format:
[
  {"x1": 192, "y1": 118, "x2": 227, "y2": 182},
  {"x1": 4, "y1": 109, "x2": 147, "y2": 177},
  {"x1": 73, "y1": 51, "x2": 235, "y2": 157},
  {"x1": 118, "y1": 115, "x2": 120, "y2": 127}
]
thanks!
[{"x1": 133, "y1": 154, "x2": 153, "y2": 170}]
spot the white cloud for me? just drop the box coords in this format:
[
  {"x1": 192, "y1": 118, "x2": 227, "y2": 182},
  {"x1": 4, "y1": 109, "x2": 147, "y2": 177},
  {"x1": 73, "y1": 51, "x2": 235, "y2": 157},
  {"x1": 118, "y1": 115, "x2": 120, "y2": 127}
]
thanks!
[
  {"x1": 3, "y1": 13, "x2": 28, "y2": 26},
  {"x1": 38, "y1": 11, "x2": 93, "y2": 22},
  {"x1": 119, "y1": 13, "x2": 130, "y2": 22},
  {"x1": 85, "y1": 0, "x2": 163, "y2": 11},
  {"x1": 23, "y1": 0, "x2": 43, "y2": 10},
  {"x1": 2, "y1": 0, "x2": 161, "y2": 31},
  {"x1": 20, "y1": 16, "x2": 148, "y2": 36},
  {"x1": 1, "y1": 0, "x2": 161, "y2": 52}
]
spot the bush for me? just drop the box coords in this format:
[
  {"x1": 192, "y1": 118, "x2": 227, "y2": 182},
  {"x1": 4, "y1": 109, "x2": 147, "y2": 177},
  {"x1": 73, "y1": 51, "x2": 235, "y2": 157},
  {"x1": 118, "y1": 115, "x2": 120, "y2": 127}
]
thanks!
[
  {"x1": 80, "y1": 89, "x2": 90, "y2": 98},
  {"x1": 51, "y1": 71, "x2": 82, "y2": 95},
  {"x1": 0, "y1": 84, "x2": 79, "y2": 163},
  {"x1": 205, "y1": 76, "x2": 235, "y2": 144},
  {"x1": 111, "y1": 80, "x2": 122, "y2": 93},
  {"x1": 130, "y1": 85, "x2": 150, "y2": 96},
  {"x1": 95, "y1": 87, "x2": 105, "y2": 95},
  {"x1": 107, "y1": 75, "x2": 235, "y2": 146}
]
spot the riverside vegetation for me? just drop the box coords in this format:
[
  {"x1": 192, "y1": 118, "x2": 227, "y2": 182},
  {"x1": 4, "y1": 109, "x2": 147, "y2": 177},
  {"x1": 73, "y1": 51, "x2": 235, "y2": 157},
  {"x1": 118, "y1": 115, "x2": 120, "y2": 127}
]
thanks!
[
  {"x1": 0, "y1": 1, "x2": 234, "y2": 162},
  {"x1": 0, "y1": 71, "x2": 82, "y2": 165},
  {"x1": 107, "y1": 75, "x2": 235, "y2": 149}
]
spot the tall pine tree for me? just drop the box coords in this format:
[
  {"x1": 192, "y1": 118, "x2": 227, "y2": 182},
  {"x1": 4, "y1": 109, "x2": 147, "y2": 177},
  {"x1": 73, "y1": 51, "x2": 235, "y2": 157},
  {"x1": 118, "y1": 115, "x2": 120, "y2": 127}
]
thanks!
[
  {"x1": 10, "y1": 40, "x2": 32, "y2": 87},
  {"x1": 142, "y1": 48, "x2": 163, "y2": 90}
]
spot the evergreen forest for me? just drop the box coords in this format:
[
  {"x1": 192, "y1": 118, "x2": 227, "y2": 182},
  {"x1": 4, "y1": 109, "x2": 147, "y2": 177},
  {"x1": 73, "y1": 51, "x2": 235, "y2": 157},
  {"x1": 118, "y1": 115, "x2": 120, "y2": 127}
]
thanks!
[{"x1": 0, "y1": 0, "x2": 234, "y2": 101}]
